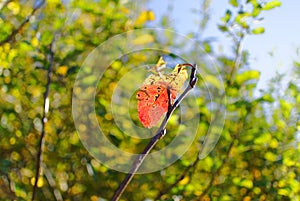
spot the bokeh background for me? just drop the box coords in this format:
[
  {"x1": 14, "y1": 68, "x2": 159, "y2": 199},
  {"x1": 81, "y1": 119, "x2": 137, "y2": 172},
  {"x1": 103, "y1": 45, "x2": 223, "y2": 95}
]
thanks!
[{"x1": 0, "y1": 0, "x2": 299, "y2": 200}]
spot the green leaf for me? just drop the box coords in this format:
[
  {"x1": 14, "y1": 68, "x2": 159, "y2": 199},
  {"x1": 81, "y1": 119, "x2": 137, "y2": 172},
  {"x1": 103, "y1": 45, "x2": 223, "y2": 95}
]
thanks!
[
  {"x1": 265, "y1": 152, "x2": 278, "y2": 162},
  {"x1": 293, "y1": 61, "x2": 300, "y2": 67},
  {"x1": 240, "y1": 179, "x2": 253, "y2": 189},
  {"x1": 252, "y1": 6, "x2": 261, "y2": 17},
  {"x1": 221, "y1": 9, "x2": 232, "y2": 23},
  {"x1": 235, "y1": 13, "x2": 250, "y2": 29},
  {"x1": 218, "y1": 24, "x2": 228, "y2": 32},
  {"x1": 230, "y1": 0, "x2": 238, "y2": 7},
  {"x1": 278, "y1": 188, "x2": 289, "y2": 196},
  {"x1": 254, "y1": 132, "x2": 271, "y2": 145},
  {"x1": 259, "y1": 94, "x2": 274, "y2": 102},
  {"x1": 252, "y1": 27, "x2": 265, "y2": 34},
  {"x1": 203, "y1": 41, "x2": 212, "y2": 53},
  {"x1": 41, "y1": 31, "x2": 54, "y2": 45},
  {"x1": 205, "y1": 75, "x2": 222, "y2": 89},
  {"x1": 263, "y1": 0, "x2": 282, "y2": 10},
  {"x1": 235, "y1": 70, "x2": 260, "y2": 85},
  {"x1": 280, "y1": 100, "x2": 293, "y2": 119}
]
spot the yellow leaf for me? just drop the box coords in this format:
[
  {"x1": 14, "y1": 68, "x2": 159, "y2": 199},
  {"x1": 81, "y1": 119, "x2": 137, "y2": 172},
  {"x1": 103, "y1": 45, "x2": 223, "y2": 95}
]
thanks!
[
  {"x1": 48, "y1": 0, "x2": 61, "y2": 3},
  {"x1": 121, "y1": 7, "x2": 129, "y2": 14},
  {"x1": 11, "y1": 151, "x2": 20, "y2": 161},
  {"x1": 254, "y1": 132, "x2": 271, "y2": 145},
  {"x1": 164, "y1": 64, "x2": 188, "y2": 92},
  {"x1": 240, "y1": 179, "x2": 253, "y2": 189},
  {"x1": 283, "y1": 157, "x2": 295, "y2": 167},
  {"x1": 148, "y1": 10, "x2": 155, "y2": 20},
  {"x1": 4, "y1": 43, "x2": 10, "y2": 52},
  {"x1": 131, "y1": 53, "x2": 148, "y2": 64},
  {"x1": 132, "y1": 34, "x2": 154, "y2": 45},
  {"x1": 57, "y1": 65, "x2": 68, "y2": 76},
  {"x1": 9, "y1": 137, "x2": 16, "y2": 145},
  {"x1": 7, "y1": 2, "x2": 20, "y2": 15},
  {"x1": 205, "y1": 75, "x2": 222, "y2": 89},
  {"x1": 264, "y1": 151, "x2": 277, "y2": 162},
  {"x1": 278, "y1": 188, "x2": 289, "y2": 196},
  {"x1": 202, "y1": 156, "x2": 213, "y2": 171},
  {"x1": 142, "y1": 57, "x2": 188, "y2": 93},
  {"x1": 91, "y1": 195, "x2": 100, "y2": 201},
  {"x1": 31, "y1": 177, "x2": 44, "y2": 187},
  {"x1": 31, "y1": 37, "x2": 39, "y2": 47},
  {"x1": 235, "y1": 70, "x2": 260, "y2": 85},
  {"x1": 253, "y1": 187, "x2": 261, "y2": 194},
  {"x1": 70, "y1": 183, "x2": 87, "y2": 195},
  {"x1": 111, "y1": 60, "x2": 122, "y2": 70},
  {"x1": 243, "y1": 196, "x2": 251, "y2": 201},
  {"x1": 179, "y1": 176, "x2": 190, "y2": 185},
  {"x1": 134, "y1": 10, "x2": 155, "y2": 26},
  {"x1": 269, "y1": 139, "x2": 278, "y2": 148}
]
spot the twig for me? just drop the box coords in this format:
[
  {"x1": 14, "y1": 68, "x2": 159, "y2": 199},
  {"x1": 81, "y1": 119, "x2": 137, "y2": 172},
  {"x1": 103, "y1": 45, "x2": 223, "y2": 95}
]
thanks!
[
  {"x1": 0, "y1": 0, "x2": 45, "y2": 46},
  {"x1": 31, "y1": 39, "x2": 55, "y2": 201},
  {"x1": 111, "y1": 64, "x2": 198, "y2": 201}
]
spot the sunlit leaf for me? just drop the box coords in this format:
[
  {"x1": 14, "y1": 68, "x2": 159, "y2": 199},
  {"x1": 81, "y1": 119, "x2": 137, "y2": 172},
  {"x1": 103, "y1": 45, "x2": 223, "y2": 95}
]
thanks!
[
  {"x1": 132, "y1": 34, "x2": 154, "y2": 45},
  {"x1": 263, "y1": 0, "x2": 282, "y2": 10},
  {"x1": 221, "y1": 10, "x2": 232, "y2": 23},
  {"x1": 252, "y1": 27, "x2": 265, "y2": 34},
  {"x1": 178, "y1": 176, "x2": 190, "y2": 185},
  {"x1": 7, "y1": 2, "x2": 20, "y2": 15},
  {"x1": 235, "y1": 70, "x2": 260, "y2": 85},
  {"x1": 240, "y1": 179, "x2": 253, "y2": 189},
  {"x1": 264, "y1": 152, "x2": 277, "y2": 162},
  {"x1": 229, "y1": 0, "x2": 238, "y2": 7},
  {"x1": 56, "y1": 65, "x2": 68, "y2": 76},
  {"x1": 41, "y1": 31, "x2": 54, "y2": 45},
  {"x1": 278, "y1": 188, "x2": 289, "y2": 196},
  {"x1": 31, "y1": 37, "x2": 39, "y2": 47},
  {"x1": 252, "y1": 6, "x2": 261, "y2": 17},
  {"x1": 134, "y1": 10, "x2": 155, "y2": 27},
  {"x1": 30, "y1": 177, "x2": 44, "y2": 187},
  {"x1": 204, "y1": 75, "x2": 222, "y2": 89}
]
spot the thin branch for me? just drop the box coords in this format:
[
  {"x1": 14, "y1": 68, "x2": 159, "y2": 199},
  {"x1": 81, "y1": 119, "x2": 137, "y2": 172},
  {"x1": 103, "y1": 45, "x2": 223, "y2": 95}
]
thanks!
[
  {"x1": 0, "y1": 0, "x2": 45, "y2": 46},
  {"x1": 31, "y1": 39, "x2": 55, "y2": 201},
  {"x1": 111, "y1": 64, "x2": 198, "y2": 201}
]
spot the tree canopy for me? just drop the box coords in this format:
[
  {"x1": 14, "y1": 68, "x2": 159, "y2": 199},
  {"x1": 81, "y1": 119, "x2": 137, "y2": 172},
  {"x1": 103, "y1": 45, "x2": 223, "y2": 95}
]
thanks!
[{"x1": 0, "y1": 0, "x2": 299, "y2": 200}]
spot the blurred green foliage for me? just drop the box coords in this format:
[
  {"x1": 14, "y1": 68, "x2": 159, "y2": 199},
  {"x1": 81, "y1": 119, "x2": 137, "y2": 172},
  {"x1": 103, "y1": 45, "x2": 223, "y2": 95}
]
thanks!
[{"x1": 0, "y1": 0, "x2": 299, "y2": 201}]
